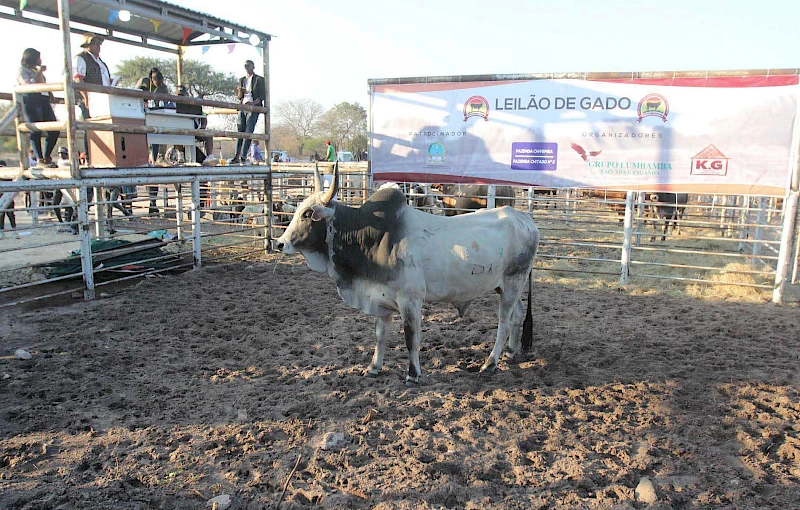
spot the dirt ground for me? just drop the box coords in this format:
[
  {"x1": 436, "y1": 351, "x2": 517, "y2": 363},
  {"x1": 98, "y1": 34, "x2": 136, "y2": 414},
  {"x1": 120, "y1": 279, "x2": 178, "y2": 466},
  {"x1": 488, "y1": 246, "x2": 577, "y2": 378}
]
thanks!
[{"x1": 1, "y1": 257, "x2": 798, "y2": 509}]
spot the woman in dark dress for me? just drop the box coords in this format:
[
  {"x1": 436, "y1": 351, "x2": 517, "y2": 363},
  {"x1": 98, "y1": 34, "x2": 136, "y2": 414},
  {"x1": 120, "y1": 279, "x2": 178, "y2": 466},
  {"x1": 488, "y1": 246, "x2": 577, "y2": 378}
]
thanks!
[{"x1": 16, "y1": 48, "x2": 59, "y2": 168}]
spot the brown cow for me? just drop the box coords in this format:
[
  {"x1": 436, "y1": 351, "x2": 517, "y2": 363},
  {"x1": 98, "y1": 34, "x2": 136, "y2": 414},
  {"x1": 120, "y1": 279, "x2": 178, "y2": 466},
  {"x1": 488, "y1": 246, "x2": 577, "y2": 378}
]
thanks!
[{"x1": 432, "y1": 184, "x2": 515, "y2": 216}]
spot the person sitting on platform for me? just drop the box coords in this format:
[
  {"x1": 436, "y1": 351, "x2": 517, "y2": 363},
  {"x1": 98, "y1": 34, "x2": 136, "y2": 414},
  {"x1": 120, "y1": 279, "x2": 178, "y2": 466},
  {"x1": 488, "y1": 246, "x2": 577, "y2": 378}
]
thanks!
[{"x1": 249, "y1": 139, "x2": 265, "y2": 163}]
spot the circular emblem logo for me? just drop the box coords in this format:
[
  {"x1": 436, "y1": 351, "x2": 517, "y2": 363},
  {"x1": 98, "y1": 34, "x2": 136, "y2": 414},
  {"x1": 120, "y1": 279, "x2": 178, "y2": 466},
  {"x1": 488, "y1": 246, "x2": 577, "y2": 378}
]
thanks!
[
  {"x1": 463, "y1": 96, "x2": 489, "y2": 122},
  {"x1": 637, "y1": 93, "x2": 669, "y2": 123},
  {"x1": 428, "y1": 142, "x2": 446, "y2": 164}
]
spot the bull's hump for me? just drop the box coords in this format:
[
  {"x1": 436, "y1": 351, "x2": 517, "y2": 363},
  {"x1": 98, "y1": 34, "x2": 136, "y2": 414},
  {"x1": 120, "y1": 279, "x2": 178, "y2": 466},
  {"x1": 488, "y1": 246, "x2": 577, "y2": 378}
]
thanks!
[{"x1": 367, "y1": 188, "x2": 408, "y2": 210}]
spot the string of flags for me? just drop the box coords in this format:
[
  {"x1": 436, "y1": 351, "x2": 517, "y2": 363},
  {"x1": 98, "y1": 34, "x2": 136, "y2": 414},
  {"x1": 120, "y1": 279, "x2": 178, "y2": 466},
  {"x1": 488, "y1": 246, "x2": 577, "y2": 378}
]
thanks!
[
  {"x1": 20, "y1": 0, "x2": 75, "y2": 8},
  {"x1": 18, "y1": 1, "x2": 259, "y2": 57}
]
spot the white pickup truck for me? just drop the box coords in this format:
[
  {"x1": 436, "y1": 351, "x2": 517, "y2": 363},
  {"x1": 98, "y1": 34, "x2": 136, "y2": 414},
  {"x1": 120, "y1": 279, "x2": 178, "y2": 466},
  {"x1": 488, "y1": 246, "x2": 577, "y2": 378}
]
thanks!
[{"x1": 337, "y1": 151, "x2": 355, "y2": 162}]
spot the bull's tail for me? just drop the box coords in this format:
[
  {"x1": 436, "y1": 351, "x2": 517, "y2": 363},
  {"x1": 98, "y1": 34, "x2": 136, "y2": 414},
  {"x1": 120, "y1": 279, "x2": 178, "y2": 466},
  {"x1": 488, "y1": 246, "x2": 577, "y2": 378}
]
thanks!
[{"x1": 521, "y1": 269, "x2": 533, "y2": 351}]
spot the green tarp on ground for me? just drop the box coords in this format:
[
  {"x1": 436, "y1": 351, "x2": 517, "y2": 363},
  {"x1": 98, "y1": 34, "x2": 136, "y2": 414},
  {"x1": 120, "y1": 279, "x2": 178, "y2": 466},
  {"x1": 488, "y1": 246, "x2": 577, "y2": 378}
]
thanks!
[{"x1": 47, "y1": 238, "x2": 177, "y2": 278}]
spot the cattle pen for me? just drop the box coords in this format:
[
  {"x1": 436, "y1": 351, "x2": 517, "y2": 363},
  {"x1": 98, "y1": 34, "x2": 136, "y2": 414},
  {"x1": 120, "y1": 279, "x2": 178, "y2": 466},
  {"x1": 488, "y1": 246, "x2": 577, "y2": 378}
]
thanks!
[
  {"x1": 0, "y1": 0, "x2": 274, "y2": 307},
  {"x1": 1, "y1": 14, "x2": 799, "y2": 508},
  {"x1": 367, "y1": 70, "x2": 800, "y2": 305}
]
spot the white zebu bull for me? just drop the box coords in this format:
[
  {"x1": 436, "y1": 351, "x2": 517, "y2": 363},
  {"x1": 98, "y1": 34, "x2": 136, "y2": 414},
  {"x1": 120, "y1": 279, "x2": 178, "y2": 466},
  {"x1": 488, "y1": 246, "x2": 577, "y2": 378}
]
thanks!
[{"x1": 276, "y1": 164, "x2": 541, "y2": 386}]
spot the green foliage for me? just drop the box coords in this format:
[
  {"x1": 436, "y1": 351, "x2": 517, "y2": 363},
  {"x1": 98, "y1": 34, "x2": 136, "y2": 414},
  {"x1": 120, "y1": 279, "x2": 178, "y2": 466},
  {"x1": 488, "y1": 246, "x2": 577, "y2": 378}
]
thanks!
[
  {"x1": 0, "y1": 102, "x2": 20, "y2": 155},
  {"x1": 273, "y1": 99, "x2": 325, "y2": 158},
  {"x1": 315, "y1": 102, "x2": 367, "y2": 155},
  {"x1": 115, "y1": 57, "x2": 237, "y2": 100}
]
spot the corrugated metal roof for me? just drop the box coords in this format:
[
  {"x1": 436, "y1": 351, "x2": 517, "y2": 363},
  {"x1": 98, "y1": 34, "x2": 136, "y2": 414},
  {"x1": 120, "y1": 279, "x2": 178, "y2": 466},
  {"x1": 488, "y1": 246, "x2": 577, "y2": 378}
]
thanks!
[{"x1": 0, "y1": 0, "x2": 271, "y2": 53}]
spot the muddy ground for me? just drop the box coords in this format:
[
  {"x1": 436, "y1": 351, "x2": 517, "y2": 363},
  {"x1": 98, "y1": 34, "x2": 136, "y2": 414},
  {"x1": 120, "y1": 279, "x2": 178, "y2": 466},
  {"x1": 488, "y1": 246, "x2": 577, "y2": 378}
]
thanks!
[{"x1": 1, "y1": 257, "x2": 798, "y2": 509}]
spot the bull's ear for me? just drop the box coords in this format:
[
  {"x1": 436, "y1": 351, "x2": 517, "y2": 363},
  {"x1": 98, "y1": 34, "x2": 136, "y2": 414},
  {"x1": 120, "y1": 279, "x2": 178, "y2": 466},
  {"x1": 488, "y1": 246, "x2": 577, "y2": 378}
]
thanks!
[{"x1": 311, "y1": 205, "x2": 334, "y2": 221}]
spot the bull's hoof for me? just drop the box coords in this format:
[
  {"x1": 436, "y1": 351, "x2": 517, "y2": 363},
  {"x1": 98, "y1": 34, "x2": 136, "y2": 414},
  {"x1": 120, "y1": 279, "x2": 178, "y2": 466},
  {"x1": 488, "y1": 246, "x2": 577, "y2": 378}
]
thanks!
[
  {"x1": 365, "y1": 366, "x2": 380, "y2": 378},
  {"x1": 501, "y1": 350, "x2": 518, "y2": 361},
  {"x1": 404, "y1": 376, "x2": 420, "y2": 387},
  {"x1": 479, "y1": 360, "x2": 498, "y2": 374}
]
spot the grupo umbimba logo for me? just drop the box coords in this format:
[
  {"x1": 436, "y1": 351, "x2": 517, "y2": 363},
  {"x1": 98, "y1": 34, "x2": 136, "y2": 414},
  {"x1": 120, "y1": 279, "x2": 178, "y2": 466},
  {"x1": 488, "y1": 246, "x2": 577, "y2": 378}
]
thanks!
[
  {"x1": 637, "y1": 93, "x2": 669, "y2": 123},
  {"x1": 463, "y1": 96, "x2": 489, "y2": 122}
]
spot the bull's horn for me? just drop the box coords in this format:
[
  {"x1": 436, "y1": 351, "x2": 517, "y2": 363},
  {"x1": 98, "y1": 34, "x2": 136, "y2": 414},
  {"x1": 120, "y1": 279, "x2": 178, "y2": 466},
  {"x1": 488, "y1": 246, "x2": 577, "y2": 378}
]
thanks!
[
  {"x1": 312, "y1": 162, "x2": 323, "y2": 193},
  {"x1": 321, "y1": 162, "x2": 339, "y2": 205}
]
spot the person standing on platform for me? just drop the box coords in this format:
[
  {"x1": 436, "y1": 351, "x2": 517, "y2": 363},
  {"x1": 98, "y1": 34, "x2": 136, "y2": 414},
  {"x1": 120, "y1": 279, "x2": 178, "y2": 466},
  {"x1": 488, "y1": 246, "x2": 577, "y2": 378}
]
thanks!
[
  {"x1": 73, "y1": 33, "x2": 111, "y2": 119},
  {"x1": 74, "y1": 33, "x2": 111, "y2": 165},
  {"x1": 230, "y1": 60, "x2": 265, "y2": 164},
  {"x1": 17, "y1": 48, "x2": 59, "y2": 168},
  {"x1": 137, "y1": 68, "x2": 169, "y2": 165}
]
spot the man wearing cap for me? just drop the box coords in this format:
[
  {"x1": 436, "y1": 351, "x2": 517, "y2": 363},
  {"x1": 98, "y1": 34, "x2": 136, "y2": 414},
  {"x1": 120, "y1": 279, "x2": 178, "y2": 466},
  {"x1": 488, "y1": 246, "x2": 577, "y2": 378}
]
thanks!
[
  {"x1": 74, "y1": 33, "x2": 111, "y2": 119},
  {"x1": 230, "y1": 60, "x2": 265, "y2": 164},
  {"x1": 325, "y1": 140, "x2": 335, "y2": 162}
]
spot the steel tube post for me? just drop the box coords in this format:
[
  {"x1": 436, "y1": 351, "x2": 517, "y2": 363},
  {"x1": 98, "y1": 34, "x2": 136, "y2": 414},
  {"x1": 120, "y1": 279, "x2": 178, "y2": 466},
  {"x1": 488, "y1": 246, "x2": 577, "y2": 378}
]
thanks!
[
  {"x1": 620, "y1": 191, "x2": 635, "y2": 285},
  {"x1": 264, "y1": 177, "x2": 271, "y2": 251},
  {"x1": 773, "y1": 97, "x2": 800, "y2": 302},
  {"x1": 261, "y1": 40, "x2": 272, "y2": 251},
  {"x1": 635, "y1": 191, "x2": 646, "y2": 246},
  {"x1": 753, "y1": 198, "x2": 766, "y2": 257},
  {"x1": 773, "y1": 192, "x2": 799, "y2": 302},
  {"x1": 57, "y1": 0, "x2": 80, "y2": 179},
  {"x1": 78, "y1": 186, "x2": 95, "y2": 300},
  {"x1": 792, "y1": 209, "x2": 800, "y2": 284},
  {"x1": 176, "y1": 183, "x2": 185, "y2": 241},
  {"x1": 93, "y1": 186, "x2": 104, "y2": 237},
  {"x1": 527, "y1": 187, "x2": 534, "y2": 214},
  {"x1": 487, "y1": 185, "x2": 496, "y2": 209},
  {"x1": 191, "y1": 179, "x2": 202, "y2": 267},
  {"x1": 12, "y1": 91, "x2": 28, "y2": 174},
  {"x1": 30, "y1": 192, "x2": 39, "y2": 227},
  {"x1": 176, "y1": 46, "x2": 184, "y2": 88}
]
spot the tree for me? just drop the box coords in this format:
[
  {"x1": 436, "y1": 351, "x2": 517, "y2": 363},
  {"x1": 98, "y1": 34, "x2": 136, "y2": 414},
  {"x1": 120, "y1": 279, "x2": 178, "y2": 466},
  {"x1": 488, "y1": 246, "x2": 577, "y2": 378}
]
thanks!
[
  {"x1": 0, "y1": 101, "x2": 20, "y2": 153},
  {"x1": 273, "y1": 99, "x2": 324, "y2": 157},
  {"x1": 316, "y1": 102, "x2": 367, "y2": 156},
  {"x1": 270, "y1": 123, "x2": 302, "y2": 157},
  {"x1": 115, "y1": 57, "x2": 237, "y2": 100}
]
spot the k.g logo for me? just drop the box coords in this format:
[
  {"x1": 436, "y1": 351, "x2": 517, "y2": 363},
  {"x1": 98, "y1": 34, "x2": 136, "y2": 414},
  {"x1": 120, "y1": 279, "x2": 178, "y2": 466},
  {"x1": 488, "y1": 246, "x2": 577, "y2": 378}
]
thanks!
[{"x1": 691, "y1": 144, "x2": 729, "y2": 176}]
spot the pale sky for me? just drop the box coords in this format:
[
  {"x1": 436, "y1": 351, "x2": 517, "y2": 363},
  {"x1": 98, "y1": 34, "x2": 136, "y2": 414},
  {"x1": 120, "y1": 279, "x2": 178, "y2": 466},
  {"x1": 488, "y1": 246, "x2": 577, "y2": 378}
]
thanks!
[{"x1": 1, "y1": 0, "x2": 798, "y2": 110}]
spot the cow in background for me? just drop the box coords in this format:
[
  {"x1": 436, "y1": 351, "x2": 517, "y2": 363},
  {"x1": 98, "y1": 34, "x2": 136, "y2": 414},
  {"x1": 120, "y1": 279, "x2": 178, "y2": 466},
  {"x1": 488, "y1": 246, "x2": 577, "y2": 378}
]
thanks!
[
  {"x1": 276, "y1": 165, "x2": 540, "y2": 386},
  {"x1": 648, "y1": 192, "x2": 689, "y2": 241},
  {"x1": 581, "y1": 189, "x2": 629, "y2": 223},
  {"x1": 378, "y1": 182, "x2": 444, "y2": 215},
  {"x1": 432, "y1": 184, "x2": 516, "y2": 216}
]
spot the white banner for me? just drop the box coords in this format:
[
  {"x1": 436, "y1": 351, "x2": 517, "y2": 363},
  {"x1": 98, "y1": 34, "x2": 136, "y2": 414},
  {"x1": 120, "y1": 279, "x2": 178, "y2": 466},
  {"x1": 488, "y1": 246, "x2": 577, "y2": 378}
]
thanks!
[{"x1": 370, "y1": 76, "x2": 799, "y2": 194}]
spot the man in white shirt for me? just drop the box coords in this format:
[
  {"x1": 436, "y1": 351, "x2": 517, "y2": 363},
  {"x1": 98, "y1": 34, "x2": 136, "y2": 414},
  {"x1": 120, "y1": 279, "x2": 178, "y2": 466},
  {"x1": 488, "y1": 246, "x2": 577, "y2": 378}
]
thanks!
[{"x1": 73, "y1": 33, "x2": 111, "y2": 119}]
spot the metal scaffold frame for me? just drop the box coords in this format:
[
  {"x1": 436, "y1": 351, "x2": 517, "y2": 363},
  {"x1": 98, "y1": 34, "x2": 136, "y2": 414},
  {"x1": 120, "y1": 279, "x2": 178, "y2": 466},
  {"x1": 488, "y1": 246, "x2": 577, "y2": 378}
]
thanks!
[{"x1": 0, "y1": 0, "x2": 275, "y2": 302}]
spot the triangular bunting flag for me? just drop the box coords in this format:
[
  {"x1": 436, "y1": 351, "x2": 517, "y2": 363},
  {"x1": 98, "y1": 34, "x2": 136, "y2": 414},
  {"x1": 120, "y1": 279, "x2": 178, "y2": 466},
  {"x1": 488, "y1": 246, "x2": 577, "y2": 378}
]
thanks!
[
  {"x1": 150, "y1": 19, "x2": 161, "y2": 32},
  {"x1": 256, "y1": 46, "x2": 263, "y2": 58},
  {"x1": 182, "y1": 27, "x2": 192, "y2": 44},
  {"x1": 201, "y1": 46, "x2": 210, "y2": 55},
  {"x1": 108, "y1": 10, "x2": 119, "y2": 23},
  {"x1": 227, "y1": 43, "x2": 235, "y2": 54},
  {"x1": 20, "y1": 0, "x2": 27, "y2": 10}
]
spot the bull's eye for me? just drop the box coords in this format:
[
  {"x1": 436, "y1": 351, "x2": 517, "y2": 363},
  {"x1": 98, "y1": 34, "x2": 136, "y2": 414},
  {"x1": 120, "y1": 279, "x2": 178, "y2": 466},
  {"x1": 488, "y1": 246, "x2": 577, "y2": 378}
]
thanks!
[{"x1": 302, "y1": 209, "x2": 313, "y2": 219}]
